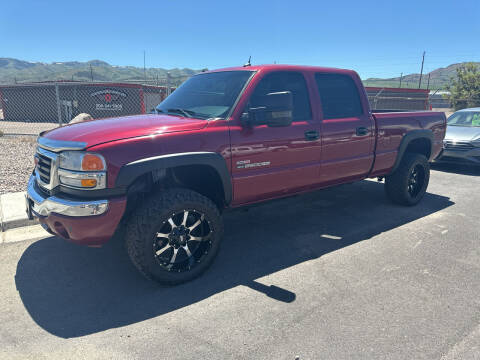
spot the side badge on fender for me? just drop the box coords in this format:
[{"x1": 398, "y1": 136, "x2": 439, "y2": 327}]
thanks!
[{"x1": 236, "y1": 160, "x2": 271, "y2": 169}]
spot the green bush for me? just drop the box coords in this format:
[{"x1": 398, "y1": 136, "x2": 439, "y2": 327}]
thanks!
[{"x1": 447, "y1": 63, "x2": 480, "y2": 110}]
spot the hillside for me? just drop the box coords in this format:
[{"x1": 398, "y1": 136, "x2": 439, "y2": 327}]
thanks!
[
  {"x1": 363, "y1": 62, "x2": 480, "y2": 90},
  {"x1": 0, "y1": 58, "x2": 200, "y2": 85},
  {"x1": 1, "y1": 58, "x2": 478, "y2": 90}
]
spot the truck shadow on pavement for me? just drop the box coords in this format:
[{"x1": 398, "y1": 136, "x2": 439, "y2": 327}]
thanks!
[{"x1": 15, "y1": 180, "x2": 453, "y2": 338}]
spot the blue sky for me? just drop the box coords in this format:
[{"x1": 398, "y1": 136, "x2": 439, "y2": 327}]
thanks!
[{"x1": 1, "y1": 0, "x2": 479, "y2": 79}]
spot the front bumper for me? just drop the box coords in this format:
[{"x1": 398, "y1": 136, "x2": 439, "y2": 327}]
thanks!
[
  {"x1": 27, "y1": 175, "x2": 109, "y2": 217},
  {"x1": 26, "y1": 175, "x2": 127, "y2": 245},
  {"x1": 435, "y1": 147, "x2": 480, "y2": 165}
]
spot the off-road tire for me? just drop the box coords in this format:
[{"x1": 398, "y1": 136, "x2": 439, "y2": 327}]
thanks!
[
  {"x1": 125, "y1": 188, "x2": 223, "y2": 285},
  {"x1": 385, "y1": 153, "x2": 430, "y2": 206}
]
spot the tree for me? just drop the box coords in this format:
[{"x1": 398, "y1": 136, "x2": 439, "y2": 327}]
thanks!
[{"x1": 447, "y1": 62, "x2": 480, "y2": 110}]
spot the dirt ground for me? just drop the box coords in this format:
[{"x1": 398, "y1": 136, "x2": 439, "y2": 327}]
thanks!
[
  {"x1": 0, "y1": 120, "x2": 58, "y2": 135},
  {"x1": 0, "y1": 136, "x2": 36, "y2": 194}
]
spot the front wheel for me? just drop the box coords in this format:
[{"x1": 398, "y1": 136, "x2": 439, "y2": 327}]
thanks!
[
  {"x1": 385, "y1": 153, "x2": 430, "y2": 206},
  {"x1": 125, "y1": 188, "x2": 224, "y2": 285}
]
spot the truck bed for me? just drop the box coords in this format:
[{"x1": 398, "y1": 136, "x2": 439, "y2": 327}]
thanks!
[{"x1": 369, "y1": 111, "x2": 447, "y2": 177}]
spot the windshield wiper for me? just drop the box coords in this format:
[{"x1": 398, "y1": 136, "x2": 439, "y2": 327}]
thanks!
[{"x1": 166, "y1": 108, "x2": 197, "y2": 118}]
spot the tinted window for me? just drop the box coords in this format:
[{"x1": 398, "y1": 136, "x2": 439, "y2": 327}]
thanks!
[
  {"x1": 248, "y1": 72, "x2": 312, "y2": 121},
  {"x1": 315, "y1": 74, "x2": 363, "y2": 119}
]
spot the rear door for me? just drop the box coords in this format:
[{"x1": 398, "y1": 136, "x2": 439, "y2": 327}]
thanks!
[
  {"x1": 229, "y1": 71, "x2": 322, "y2": 205},
  {"x1": 315, "y1": 73, "x2": 375, "y2": 184}
]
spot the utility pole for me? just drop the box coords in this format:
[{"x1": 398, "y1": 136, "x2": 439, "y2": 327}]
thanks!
[
  {"x1": 143, "y1": 50, "x2": 146, "y2": 83},
  {"x1": 90, "y1": 64, "x2": 94, "y2": 82},
  {"x1": 166, "y1": 72, "x2": 171, "y2": 96},
  {"x1": 399, "y1": 73, "x2": 403, "y2": 88},
  {"x1": 418, "y1": 51, "x2": 426, "y2": 89},
  {"x1": 426, "y1": 73, "x2": 431, "y2": 90}
]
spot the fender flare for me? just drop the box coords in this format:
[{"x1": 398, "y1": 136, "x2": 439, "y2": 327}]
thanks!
[
  {"x1": 115, "y1": 152, "x2": 232, "y2": 204},
  {"x1": 389, "y1": 129, "x2": 434, "y2": 174}
]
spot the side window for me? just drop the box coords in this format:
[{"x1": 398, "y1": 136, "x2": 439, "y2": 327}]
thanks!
[
  {"x1": 248, "y1": 71, "x2": 312, "y2": 122},
  {"x1": 315, "y1": 73, "x2": 363, "y2": 119}
]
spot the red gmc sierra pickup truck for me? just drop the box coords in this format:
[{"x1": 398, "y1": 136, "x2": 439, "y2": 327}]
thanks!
[{"x1": 26, "y1": 64, "x2": 446, "y2": 284}]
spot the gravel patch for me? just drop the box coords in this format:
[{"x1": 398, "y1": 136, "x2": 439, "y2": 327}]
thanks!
[
  {"x1": 0, "y1": 120, "x2": 58, "y2": 136},
  {"x1": 0, "y1": 135, "x2": 36, "y2": 194}
]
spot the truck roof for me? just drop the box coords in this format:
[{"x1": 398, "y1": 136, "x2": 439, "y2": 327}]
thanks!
[{"x1": 205, "y1": 64, "x2": 357, "y2": 76}]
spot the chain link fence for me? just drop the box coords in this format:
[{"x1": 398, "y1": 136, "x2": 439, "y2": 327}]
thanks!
[
  {"x1": 0, "y1": 80, "x2": 177, "y2": 135},
  {"x1": 366, "y1": 89, "x2": 429, "y2": 111}
]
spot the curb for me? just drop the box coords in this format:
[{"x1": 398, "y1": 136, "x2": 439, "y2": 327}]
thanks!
[
  {"x1": 0, "y1": 192, "x2": 38, "y2": 232},
  {"x1": 1, "y1": 224, "x2": 47, "y2": 244}
]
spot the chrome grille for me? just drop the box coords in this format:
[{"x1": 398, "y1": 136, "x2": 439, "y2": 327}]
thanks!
[
  {"x1": 36, "y1": 153, "x2": 52, "y2": 184},
  {"x1": 35, "y1": 147, "x2": 58, "y2": 190},
  {"x1": 443, "y1": 141, "x2": 474, "y2": 151}
]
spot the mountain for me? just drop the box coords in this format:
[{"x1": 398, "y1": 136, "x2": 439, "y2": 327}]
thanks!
[
  {"x1": 363, "y1": 62, "x2": 480, "y2": 90},
  {"x1": 1, "y1": 58, "x2": 477, "y2": 90},
  {"x1": 0, "y1": 58, "x2": 200, "y2": 85}
]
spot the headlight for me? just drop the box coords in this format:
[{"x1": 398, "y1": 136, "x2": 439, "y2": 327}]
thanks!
[
  {"x1": 59, "y1": 151, "x2": 106, "y2": 171},
  {"x1": 58, "y1": 151, "x2": 107, "y2": 190}
]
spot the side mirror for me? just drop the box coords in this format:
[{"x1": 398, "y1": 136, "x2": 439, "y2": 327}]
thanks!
[{"x1": 242, "y1": 91, "x2": 293, "y2": 127}]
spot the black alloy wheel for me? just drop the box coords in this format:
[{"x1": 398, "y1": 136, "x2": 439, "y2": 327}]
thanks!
[{"x1": 153, "y1": 209, "x2": 212, "y2": 273}]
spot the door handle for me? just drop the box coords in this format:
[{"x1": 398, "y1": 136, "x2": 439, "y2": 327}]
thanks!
[
  {"x1": 304, "y1": 130, "x2": 319, "y2": 141},
  {"x1": 356, "y1": 127, "x2": 369, "y2": 136}
]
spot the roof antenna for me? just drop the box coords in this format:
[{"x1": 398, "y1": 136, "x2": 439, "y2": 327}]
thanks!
[{"x1": 243, "y1": 56, "x2": 251, "y2": 67}]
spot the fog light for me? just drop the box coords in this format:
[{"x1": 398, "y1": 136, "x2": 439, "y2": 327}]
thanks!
[{"x1": 53, "y1": 221, "x2": 70, "y2": 239}]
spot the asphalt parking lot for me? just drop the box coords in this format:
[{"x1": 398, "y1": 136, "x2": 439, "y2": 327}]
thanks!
[{"x1": 0, "y1": 164, "x2": 479, "y2": 360}]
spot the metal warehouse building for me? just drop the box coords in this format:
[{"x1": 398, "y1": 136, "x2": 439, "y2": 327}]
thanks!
[{"x1": 0, "y1": 82, "x2": 171, "y2": 124}]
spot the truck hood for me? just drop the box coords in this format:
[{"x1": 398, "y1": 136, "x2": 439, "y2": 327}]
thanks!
[
  {"x1": 43, "y1": 114, "x2": 208, "y2": 148},
  {"x1": 445, "y1": 125, "x2": 480, "y2": 142}
]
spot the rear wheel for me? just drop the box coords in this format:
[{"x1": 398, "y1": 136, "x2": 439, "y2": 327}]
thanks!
[
  {"x1": 125, "y1": 188, "x2": 223, "y2": 285},
  {"x1": 385, "y1": 153, "x2": 430, "y2": 206}
]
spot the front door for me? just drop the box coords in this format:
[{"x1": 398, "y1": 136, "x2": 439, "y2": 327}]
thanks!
[{"x1": 229, "y1": 71, "x2": 322, "y2": 205}]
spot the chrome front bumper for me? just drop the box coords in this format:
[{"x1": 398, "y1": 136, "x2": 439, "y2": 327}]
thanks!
[{"x1": 26, "y1": 175, "x2": 109, "y2": 218}]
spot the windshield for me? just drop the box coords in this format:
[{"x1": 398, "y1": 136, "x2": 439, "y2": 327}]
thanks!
[
  {"x1": 447, "y1": 111, "x2": 480, "y2": 127},
  {"x1": 156, "y1": 70, "x2": 254, "y2": 119}
]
